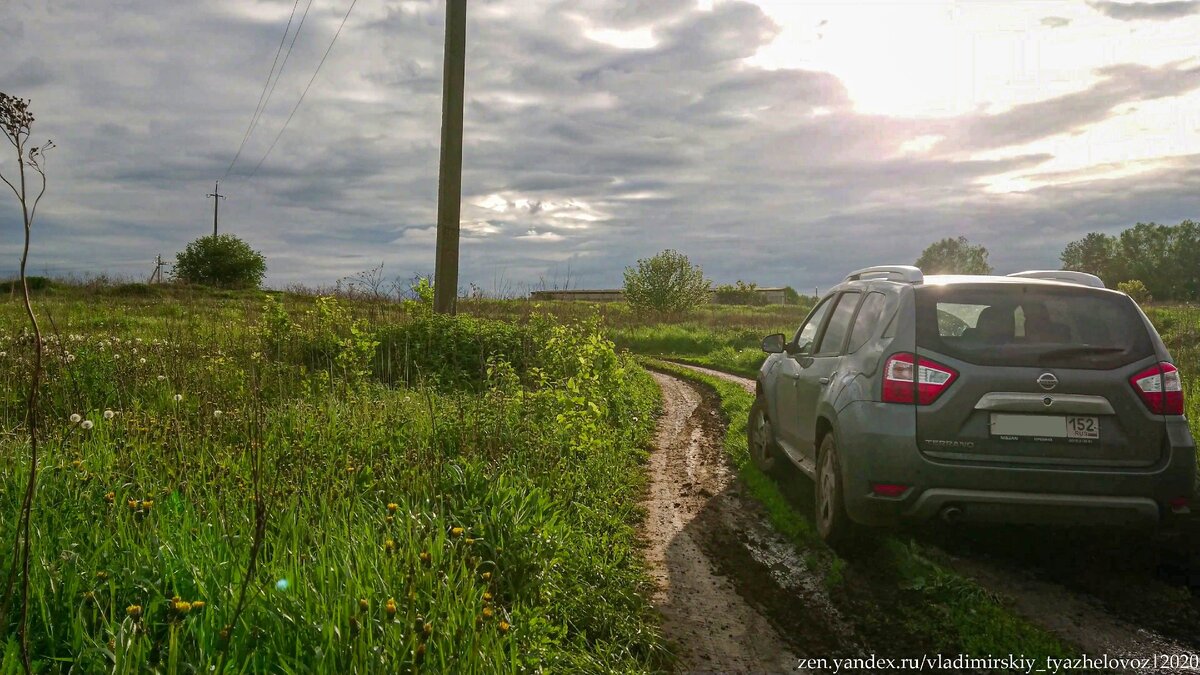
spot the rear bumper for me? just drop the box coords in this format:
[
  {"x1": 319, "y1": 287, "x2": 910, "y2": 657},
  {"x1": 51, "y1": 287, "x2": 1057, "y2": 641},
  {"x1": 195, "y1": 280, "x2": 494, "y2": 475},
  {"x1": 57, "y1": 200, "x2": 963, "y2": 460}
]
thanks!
[
  {"x1": 836, "y1": 401, "x2": 1197, "y2": 527},
  {"x1": 905, "y1": 489, "x2": 1159, "y2": 526}
]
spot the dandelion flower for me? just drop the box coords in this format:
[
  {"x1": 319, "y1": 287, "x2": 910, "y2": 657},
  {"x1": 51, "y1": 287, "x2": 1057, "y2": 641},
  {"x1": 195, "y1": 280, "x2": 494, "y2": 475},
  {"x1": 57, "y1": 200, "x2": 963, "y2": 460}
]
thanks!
[
  {"x1": 499, "y1": 620, "x2": 511, "y2": 633},
  {"x1": 419, "y1": 551, "x2": 431, "y2": 565},
  {"x1": 384, "y1": 538, "x2": 396, "y2": 554},
  {"x1": 483, "y1": 592, "x2": 492, "y2": 602},
  {"x1": 387, "y1": 502, "x2": 398, "y2": 513},
  {"x1": 104, "y1": 492, "x2": 115, "y2": 504},
  {"x1": 481, "y1": 572, "x2": 492, "y2": 582},
  {"x1": 141, "y1": 500, "x2": 154, "y2": 511},
  {"x1": 126, "y1": 604, "x2": 142, "y2": 619},
  {"x1": 70, "y1": 413, "x2": 81, "y2": 424},
  {"x1": 451, "y1": 527, "x2": 464, "y2": 538},
  {"x1": 80, "y1": 420, "x2": 94, "y2": 430},
  {"x1": 103, "y1": 410, "x2": 115, "y2": 420},
  {"x1": 359, "y1": 598, "x2": 369, "y2": 612},
  {"x1": 191, "y1": 601, "x2": 205, "y2": 610},
  {"x1": 95, "y1": 571, "x2": 108, "y2": 580},
  {"x1": 173, "y1": 394, "x2": 183, "y2": 402},
  {"x1": 482, "y1": 607, "x2": 494, "y2": 619},
  {"x1": 173, "y1": 599, "x2": 192, "y2": 614},
  {"x1": 423, "y1": 622, "x2": 433, "y2": 637},
  {"x1": 385, "y1": 598, "x2": 397, "y2": 619}
]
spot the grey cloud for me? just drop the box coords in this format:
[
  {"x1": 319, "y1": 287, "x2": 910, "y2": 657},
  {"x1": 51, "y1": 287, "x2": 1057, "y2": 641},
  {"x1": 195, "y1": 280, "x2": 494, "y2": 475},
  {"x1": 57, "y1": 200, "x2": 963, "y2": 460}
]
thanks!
[
  {"x1": 2, "y1": 0, "x2": 1198, "y2": 293},
  {"x1": 1088, "y1": 1, "x2": 1200, "y2": 20}
]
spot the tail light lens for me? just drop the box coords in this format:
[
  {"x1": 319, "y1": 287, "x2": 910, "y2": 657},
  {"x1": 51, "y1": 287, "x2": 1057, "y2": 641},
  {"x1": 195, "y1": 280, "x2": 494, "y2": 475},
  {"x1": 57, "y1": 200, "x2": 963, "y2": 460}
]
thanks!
[
  {"x1": 1129, "y1": 362, "x2": 1185, "y2": 415},
  {"x1": 882, "y1": 352, "x2": 958, "y2": 405}
]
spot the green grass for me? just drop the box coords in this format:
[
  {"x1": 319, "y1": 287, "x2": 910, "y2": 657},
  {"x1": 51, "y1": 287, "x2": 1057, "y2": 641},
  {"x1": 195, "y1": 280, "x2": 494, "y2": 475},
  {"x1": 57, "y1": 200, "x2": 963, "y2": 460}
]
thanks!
[
  {"x1": 0, "y1": 292, "x2": 670, "y2": 673},
  {"x1": 647, "y1": 359, "x2": 1072, "y2": 660}
]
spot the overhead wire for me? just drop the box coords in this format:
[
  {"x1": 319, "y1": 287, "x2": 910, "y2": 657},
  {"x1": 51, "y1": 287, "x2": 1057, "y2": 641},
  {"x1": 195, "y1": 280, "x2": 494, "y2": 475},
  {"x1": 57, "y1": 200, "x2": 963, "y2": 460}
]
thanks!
[
  {"x1": 223, "y1": 0, "x2": 317, "y2": 178},
  {"x1": 247, "y1": 0, "x2": 359, "y2": 179}
]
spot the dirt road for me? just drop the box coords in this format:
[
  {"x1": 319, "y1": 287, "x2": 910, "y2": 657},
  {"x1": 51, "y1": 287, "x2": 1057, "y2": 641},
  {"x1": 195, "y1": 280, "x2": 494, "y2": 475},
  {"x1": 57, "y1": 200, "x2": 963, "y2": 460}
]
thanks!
[{"x1": 645, "y1": 363, "x2": 1200, "y2": 674}]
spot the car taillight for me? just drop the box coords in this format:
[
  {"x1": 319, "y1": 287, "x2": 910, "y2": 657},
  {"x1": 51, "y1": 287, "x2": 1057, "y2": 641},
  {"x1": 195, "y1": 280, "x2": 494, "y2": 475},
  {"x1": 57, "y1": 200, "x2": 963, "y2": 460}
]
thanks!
[
  {"x1": 882, "y1": 352, "x2": 958, "y2": 405},
  {"x1": 1129, "y1": 362, "x2": 1185, "y2": 415}
]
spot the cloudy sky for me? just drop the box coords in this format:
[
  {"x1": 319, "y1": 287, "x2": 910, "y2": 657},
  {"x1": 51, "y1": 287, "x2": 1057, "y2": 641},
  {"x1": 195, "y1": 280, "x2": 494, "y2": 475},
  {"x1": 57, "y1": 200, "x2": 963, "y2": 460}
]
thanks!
[{"x1": 2, "y1": 0, "x2": 1199, "y2": 293}]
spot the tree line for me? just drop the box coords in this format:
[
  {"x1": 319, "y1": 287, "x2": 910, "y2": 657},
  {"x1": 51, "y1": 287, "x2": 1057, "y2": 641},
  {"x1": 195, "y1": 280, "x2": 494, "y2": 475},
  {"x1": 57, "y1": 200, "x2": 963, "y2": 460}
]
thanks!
[{"x1": 1060, "y1": 221, "x2": 1199, "y2": 302}]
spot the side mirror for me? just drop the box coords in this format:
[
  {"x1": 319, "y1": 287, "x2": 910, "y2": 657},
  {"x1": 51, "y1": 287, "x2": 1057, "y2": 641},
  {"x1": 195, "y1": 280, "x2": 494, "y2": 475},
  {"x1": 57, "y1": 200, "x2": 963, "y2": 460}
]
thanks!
[{"x1": 761, "y1": 333, "x2": 786, "y2": 354}]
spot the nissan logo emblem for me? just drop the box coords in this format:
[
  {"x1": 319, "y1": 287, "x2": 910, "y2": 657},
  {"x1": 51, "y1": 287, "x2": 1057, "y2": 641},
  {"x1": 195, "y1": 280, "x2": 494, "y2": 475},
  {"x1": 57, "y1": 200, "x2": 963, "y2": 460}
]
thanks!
[{"x1": 1037, "y1": 373, "x2": 1058, "y2": 391}]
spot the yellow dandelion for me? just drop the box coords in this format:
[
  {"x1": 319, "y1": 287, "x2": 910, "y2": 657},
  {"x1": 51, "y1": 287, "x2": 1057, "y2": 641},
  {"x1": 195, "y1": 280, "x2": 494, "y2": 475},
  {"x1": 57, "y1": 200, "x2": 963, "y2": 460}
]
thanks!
[
  {"x1": 483, "y1": 592, "x2": 492, "y2": 601},
  {"x1": 387, "y1": 503, "x2": 398, "y2": 513},
  {"x1": 104, "y1": 492, "x2": 115, "y2": 504},
  {"x1": 499, "y1": 620, "x2": 511, "y2": 633},
  {"x1": 482, "y1": 607, "x2": 494, "y2": 619},
  {"x1": 83, "y1": 591, "x2": 96, "y2": 601},
  {"x1": 359, "y1": 598, "x2": 369, "y2": 612},
  {"x1": 126, "y1": 604, "x2": 142, "y2": 619},
  {"x1": 141, "y1": 500, "x2": 154, "y2": 511},
  {"x1": 127, "y1": 499, "x2": 139, "y2": 510},
  {"x1": 481, "y1": 572, "x2": 491, "y2": 582},
  {"x1": 419, "y1": 550, "x2": 431, "y2": 565},
  {"x1": 385, "y1": 597, "x2": 397, "y2": 619},
  {"x1": 386, "y1": 515, "x2": 395, "y2": 524},
  {"x1": 465, "y1": 538, "x2": 475, "y2": 545},
  {"x1": 384, "y1": 538, "x2": 396, "y2": 554},
  {"x1": 95, "y1": 571, "x2": 108, "y2": 581},
  {"x1": 451, "y1": 527, "x2": 464, "y2": 538},
  {"x1": 192, "y1": 601, "x2": 206, "y2": 610},
  {"x1": 173, "y1": 600, "x2": 192, "y2": 615},
  {"x1": 423, "y1": 622, "x2": 433, "y2": 637}
]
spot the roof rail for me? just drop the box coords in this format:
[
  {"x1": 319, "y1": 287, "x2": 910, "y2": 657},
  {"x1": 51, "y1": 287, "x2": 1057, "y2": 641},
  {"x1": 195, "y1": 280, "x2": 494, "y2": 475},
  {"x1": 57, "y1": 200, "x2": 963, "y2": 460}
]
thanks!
[
  {"x1": 844, "y1": 265, "x2": 924, "y2": 284},
  {"x1": 1007, "y1": 270, "x2": 1105, "y2": 288}
]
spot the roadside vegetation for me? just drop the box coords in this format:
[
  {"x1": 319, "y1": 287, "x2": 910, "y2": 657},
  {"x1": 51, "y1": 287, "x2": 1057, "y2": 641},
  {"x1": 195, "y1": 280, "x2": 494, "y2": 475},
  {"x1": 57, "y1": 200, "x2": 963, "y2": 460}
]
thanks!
[{"x1": 0, "y1": 287, "x2": 668, "y2": 672}]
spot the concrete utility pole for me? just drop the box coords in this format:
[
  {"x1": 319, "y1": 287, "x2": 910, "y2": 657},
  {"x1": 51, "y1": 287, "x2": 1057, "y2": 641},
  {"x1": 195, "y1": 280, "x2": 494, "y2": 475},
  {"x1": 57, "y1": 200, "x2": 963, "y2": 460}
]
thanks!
[
  {"x1": 148, "y1": 255, "x2": 165, "y2": 284},
  {"x1": 206, "y1": 180, "x2": 226, "y2": 237},
  {"x1": 433, "y1": 0, "x2": 467, "y2": 315}
]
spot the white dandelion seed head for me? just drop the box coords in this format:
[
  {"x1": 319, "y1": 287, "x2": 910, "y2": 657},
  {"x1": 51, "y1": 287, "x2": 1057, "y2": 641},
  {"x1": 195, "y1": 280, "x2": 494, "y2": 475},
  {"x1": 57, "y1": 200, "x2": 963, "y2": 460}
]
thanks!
[
  {"x1": 0, "y1": 352, "x2": 6, "y2": 357},
  {"x1": 173, "y1": 394, "x2": 183, "y2": 402},
  {"x1": 69, "y1": 413, "x2": 82, "y2": 424},
  {"x1": 157, "y1": 375, "x2": 166, "y2": 381},
  {"x1": 80, "y1": 420, "x2": 94, "y2": 430},
  {"x1": 103, "y1": 410, "x2": 115, "y2": 420},
  {"x1": 139, "y1": 358, "x2": 146, "y2": 365},
  {"x1": 213, "y1": 410, "x2": 223, "y2": 418}
]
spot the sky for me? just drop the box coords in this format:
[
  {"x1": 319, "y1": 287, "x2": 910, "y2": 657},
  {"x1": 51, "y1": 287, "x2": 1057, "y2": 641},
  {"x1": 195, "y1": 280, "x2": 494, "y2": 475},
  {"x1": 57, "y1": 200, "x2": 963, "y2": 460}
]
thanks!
[{"x1": 1, "y1": 0, "x2": 1199, "y2": 294}]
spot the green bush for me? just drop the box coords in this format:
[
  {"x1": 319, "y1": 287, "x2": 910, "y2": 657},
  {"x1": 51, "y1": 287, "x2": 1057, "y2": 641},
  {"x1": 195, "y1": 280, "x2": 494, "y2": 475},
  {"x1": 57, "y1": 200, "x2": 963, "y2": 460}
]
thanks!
[
  {"x1": 623, "y1": 249, "x2": 711, "y2": 316},
  {"x1": 1117, "y1": 279, "x2": 1153, "y2": 304},
  {"x1": 174, "y1": 234, "x2": 266, "y2": 289}
]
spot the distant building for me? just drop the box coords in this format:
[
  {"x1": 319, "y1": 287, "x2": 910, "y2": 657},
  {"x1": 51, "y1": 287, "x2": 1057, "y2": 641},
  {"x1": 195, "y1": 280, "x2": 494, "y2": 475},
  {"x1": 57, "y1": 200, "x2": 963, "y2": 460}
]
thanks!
[{"x1": 529, "y1": 287, "x2": 792, "y2": 304}]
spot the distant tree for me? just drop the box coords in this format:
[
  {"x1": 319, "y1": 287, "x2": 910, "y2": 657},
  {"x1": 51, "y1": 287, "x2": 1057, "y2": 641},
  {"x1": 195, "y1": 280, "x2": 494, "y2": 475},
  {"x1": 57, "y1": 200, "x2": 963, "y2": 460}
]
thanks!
[
  {"x1": 174, "y1": 234, "x2": 266, "y2": 288},
  {"x1": 915, "y1": 236, "x2": 993, "y2": 275},
  {"x1": 1117, "y1": 279, "x2": 1152, "y2": 304},
  {"x1": 1060, "y1": 232, "x2": 1119, "y2": 285},
  {"x1": 781, "y1": 286, "x2": 802, "y2": 305},
  {"x1": 713, "y1": 280, "x2": 765, "y2": 306},
  {"x1": 623, "y1": 249, "x2": 710, "y2": 315}
]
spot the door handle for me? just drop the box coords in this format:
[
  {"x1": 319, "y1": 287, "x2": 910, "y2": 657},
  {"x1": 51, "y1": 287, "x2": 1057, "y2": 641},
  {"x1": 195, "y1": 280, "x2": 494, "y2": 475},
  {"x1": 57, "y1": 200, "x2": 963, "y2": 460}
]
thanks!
[
  {"x1": 819, "y1": 372, "x2": 837, "y2": 386},
  {"x1": 818, "y1": 377, "x2": 831, "y2": 385}
]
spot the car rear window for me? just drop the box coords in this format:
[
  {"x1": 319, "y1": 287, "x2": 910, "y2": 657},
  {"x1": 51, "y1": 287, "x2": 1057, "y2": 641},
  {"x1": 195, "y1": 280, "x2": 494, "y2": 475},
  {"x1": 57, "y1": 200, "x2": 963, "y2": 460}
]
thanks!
[{"x1": 915, "y1": 284, "x2": 1154, "y2": 369}]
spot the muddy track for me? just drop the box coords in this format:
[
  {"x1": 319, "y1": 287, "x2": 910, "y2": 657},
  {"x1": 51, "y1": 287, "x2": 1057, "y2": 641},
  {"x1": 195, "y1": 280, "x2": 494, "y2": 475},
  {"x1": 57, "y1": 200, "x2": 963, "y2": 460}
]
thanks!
[{"x1": 654, "y1": 361, "x2": 1200, "y2": 672}]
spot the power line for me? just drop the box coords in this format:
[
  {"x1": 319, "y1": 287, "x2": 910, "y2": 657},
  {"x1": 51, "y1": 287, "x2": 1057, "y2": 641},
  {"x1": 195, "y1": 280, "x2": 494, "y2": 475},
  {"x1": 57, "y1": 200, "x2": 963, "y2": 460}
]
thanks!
[
  {"x1": 247, "y1": 0, "x2": 358, "y2": 179},
  {"x1": 224, "y1": 0, "x2": 317, "y2": 178}
]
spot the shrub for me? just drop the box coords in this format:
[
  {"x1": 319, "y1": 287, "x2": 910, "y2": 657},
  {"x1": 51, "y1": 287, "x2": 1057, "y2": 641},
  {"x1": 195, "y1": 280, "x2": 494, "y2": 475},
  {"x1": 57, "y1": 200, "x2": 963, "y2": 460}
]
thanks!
[
  {"x1": 174, "y1": 234, "x2": 266, "y2": 288},
  {"x1": 1118, "y1": 279, "x2": 1153, "y2": 304},
  {"x1": 713, "y1": 280, "x2": 767, "y2": 306},
  {"x1": 623, "y1": 249, "x2": 710, "y2": 316}
]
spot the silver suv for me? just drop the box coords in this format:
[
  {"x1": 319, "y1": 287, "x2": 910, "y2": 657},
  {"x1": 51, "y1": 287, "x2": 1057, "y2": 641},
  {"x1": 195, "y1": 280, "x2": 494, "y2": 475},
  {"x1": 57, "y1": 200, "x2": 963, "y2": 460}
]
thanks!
[{"x1": 751, "y1": 266, "x2": 1196, "y2": 544}]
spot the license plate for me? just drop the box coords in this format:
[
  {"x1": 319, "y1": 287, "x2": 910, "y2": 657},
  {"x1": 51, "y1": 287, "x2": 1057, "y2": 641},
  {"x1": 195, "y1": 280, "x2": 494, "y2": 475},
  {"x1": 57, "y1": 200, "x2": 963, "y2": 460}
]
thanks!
[{"x1": 990, "y1": 414, "x2": 1099, "y2": 440}]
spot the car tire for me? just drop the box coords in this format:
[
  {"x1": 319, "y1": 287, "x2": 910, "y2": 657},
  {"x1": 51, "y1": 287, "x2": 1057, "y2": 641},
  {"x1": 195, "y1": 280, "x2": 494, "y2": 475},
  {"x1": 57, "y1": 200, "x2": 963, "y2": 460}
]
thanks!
[
  {"x1": 815, "y1": 432, "x2": 857, "y2": 547},
  {"x1": 747, "y1": 397, "x2": 780, "y2": 474}
]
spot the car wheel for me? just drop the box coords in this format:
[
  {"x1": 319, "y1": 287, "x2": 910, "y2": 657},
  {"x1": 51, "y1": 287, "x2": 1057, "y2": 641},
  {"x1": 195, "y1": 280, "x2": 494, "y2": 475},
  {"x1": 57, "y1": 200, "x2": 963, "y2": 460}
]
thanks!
[
  {"x1": 815, "y1": 432, "x2": 856, "y2": 547},
  {"x1": 747, "y1": 397, "x2": 779, "y2": 473}
]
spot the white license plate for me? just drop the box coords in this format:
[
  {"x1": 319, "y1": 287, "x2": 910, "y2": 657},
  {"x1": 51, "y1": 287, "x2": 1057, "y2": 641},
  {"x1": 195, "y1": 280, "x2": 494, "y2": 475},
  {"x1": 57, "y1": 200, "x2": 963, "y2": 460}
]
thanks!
[{"x1": 990, "y1": 414, "x2": 1099, "y2": 440}]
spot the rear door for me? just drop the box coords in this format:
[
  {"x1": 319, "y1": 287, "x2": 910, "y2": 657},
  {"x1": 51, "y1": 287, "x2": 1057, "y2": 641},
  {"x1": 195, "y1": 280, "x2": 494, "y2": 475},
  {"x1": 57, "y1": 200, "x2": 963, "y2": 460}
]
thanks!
[
  {"x1": 774, "y1": 296, "x2": 834, "y2": 455},
  {"x1": 913, "y1": 283, "x2": 1165, "y2": 467}
]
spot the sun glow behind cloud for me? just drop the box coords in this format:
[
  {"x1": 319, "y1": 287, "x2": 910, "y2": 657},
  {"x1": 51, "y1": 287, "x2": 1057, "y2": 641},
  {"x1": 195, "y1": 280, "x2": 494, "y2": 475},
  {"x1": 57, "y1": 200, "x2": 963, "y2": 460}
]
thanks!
[{"x1": 748, "y1": 0, "x2": 1200, "y2": 192}]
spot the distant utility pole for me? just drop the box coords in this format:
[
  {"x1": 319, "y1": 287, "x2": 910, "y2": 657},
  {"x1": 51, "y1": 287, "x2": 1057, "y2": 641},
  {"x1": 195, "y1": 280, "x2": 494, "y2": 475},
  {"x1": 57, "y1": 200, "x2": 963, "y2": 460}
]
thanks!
[
  {"x1": 206, "y1": 180, "x2": 226, "y2": 237},
  {"x1": 433, "y1": 0, "x2": 467, "y2": 315},
  {"x1": 148, "y1": 255, "x2": 165, "y2": 284}
]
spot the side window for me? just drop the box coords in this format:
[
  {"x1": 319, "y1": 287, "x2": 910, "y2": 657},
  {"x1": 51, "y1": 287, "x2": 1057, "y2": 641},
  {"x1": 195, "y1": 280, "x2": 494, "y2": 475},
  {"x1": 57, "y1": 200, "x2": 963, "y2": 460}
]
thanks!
[
  {"x1": 847, "y1": 292, "x2": 887, "y2": 353},
  {"x1": 815, "y1": 292, "x2": 861, "y2": 355},
  {"x1": 793, "y1": 297, "x2": 833, "y2": 354}
]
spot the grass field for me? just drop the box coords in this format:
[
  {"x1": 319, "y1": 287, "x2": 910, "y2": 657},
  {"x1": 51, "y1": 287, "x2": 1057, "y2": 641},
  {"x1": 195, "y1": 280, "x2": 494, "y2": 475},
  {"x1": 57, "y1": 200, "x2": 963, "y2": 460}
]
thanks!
[{"x1": 0, "y1": 288, "x2": 669, "y2": 673}]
